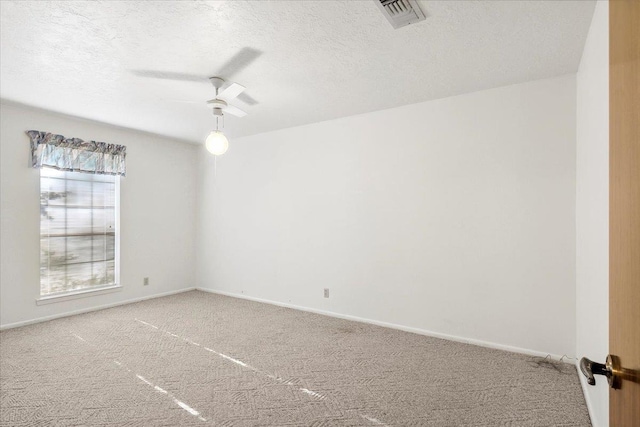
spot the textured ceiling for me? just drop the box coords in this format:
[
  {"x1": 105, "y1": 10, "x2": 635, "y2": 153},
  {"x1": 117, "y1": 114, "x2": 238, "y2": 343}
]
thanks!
[{"x1": 0, "y1": 1, "x2": 595, "y2": 143}]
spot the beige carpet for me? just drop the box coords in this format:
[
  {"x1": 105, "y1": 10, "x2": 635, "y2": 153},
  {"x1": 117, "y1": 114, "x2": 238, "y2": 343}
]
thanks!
[{"x1": 1, "y1": 290, "x2": 590, "y2": 426}]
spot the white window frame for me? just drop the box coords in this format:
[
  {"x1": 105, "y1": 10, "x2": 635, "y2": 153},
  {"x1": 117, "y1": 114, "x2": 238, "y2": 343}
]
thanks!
[{"x1": 36, "y1": 170, "x2": 121, "y2": 305}]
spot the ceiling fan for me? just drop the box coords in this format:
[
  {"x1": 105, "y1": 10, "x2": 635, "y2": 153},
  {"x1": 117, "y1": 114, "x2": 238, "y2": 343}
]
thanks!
[{"x1": 130, "y1": 47, "x2": 263, "y2": 155}]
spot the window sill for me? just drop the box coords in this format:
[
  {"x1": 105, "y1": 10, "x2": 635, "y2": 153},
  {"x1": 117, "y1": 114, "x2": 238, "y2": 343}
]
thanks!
[{"x1": 36, "y1": 285, "x2": 122, "y2": 305}]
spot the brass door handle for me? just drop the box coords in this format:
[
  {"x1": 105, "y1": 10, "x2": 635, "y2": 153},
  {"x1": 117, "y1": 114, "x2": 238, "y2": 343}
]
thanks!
[{"x1": 580, "y1": 355, "x2": 640, "y2": 389}]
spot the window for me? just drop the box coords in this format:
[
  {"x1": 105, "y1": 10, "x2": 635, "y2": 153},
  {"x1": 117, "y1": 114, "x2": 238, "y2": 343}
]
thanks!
[{"x1": 39, "y1": 168, "x2": 119, "y2": 297}]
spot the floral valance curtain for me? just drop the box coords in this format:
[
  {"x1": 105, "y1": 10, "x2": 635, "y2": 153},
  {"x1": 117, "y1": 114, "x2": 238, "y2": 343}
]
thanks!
[{"x1": 27, "y1": 131, "x2": 126, "y2": 176}]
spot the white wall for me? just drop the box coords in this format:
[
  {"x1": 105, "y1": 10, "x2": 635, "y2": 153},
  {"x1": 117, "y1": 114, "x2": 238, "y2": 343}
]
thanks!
[
  {"x1": 197, "y1": 75, "x2": 577, "y2": 358},
  {"x1": 576, "y1": 2, "x2": 609, "y2": 426},
  {"x1": 0, "y1": 102, "x2": 197, "y2": 327}
]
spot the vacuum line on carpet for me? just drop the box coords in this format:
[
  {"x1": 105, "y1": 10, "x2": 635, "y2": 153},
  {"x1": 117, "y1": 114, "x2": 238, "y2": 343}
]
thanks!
[
  {"x1": 71, "y1": 332, "x2": 209, "y2": 423},
  {"x1": 134, "y1": 318, "x2": 323, "y2": 397},
  {"x1": 133, "y1": 318, "x2": 389, "y2": 426},
  {"x1": 360, "y1": 414, "x2": 387, "y2": 425}
]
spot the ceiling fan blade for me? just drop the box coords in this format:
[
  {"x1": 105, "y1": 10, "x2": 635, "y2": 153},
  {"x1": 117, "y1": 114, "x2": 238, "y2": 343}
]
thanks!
[
  {"x1": 236, "y1": 92, "x2": 259, "y2": 105},
  {"x1": 131, "y1": 70, "x2": 208, "y2": 82},
  {"x1": 216, "y1": 47, "x2": 263, "y2": 80},
  {"x1": 218, "y1": 83, "x2": 245, "y2": 101},
  {"x1": 163, "y1": 99, "x2": 208, "y2": 105},
  {"x1": 223, "y1": 104, "x2": 247, "y2": 118}
]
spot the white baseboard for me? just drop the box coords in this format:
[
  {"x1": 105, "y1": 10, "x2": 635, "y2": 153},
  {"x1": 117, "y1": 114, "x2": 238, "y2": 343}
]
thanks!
[
  {"x1": 196, "y1": 287, "x2": 572, "y2": 362},
  {"x1": 576, "y1": 360, "x2": 600, "y2": 427},
  {"x1": 0, "y1": 287, "x2": 196, "y2": 330}
]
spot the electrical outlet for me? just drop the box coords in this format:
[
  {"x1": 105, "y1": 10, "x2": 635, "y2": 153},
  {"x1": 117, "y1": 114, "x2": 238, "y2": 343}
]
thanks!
[
  {"x1": 143, "y1": 277, "x2": 149, "y2": 286},
  {"x1": 324, "y1": 288, "x2": 329, "y2": 298}
]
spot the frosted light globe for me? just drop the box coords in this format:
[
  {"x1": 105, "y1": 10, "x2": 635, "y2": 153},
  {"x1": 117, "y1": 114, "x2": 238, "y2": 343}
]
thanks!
[{"x1": 205, "y1": 131, "x2": 229, "y2": 156}]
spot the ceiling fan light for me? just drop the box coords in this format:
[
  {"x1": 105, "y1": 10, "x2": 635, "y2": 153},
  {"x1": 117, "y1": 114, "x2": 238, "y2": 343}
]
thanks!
[{"x1": 205, "y1": 131, "x2": 229, "y2": 156}]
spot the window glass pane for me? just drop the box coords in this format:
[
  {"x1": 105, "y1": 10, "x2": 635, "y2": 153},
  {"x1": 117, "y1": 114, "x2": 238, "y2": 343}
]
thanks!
[
  {"x1": 41, "y1": 206, "x2": 66, "y2": 235},
  {"x1": 41, "y1": 178, "x2": 67, "y2": 207},
  {"x1": 40, "y1": 169, "x2": 118, "y2": 296},
  {"x1": 40, "y1": 265, "x2": 66, "y2": 296},
  {"x1": 91, "y1": 208, "x2": 114, "y2": 234},
  {"x1": 66, "y1": 263, "x2": 94, "y2": 290},
  {"x1": 106, "y1": 260, "x2": 115, "y2": 285},
  {"x1": 41, "y1": 236, "x2": 69, "y2": 266},
  {"x1": 92, "y1": 262, "x2": 109, "y2": 285},
  {"x1": 67, "y1": 236, "x2": 94, "y2": 264},
  {"x1": 65, "y1": 179, "x2": 92, "y2": 206},
  {"x1": 66, "y1": 208, "x2": 94, "y2": 235},
  {"x1": 93, "y1": 181, "x2": 116, "y2": 207},
  {"x1": 106, "y1": 235, "x2": 115, "y2": 260},
  {"x1": 104, "y1": 208, "x2": 116, "y2": 233},
  {"x1": 82, "y1": 236, "x2": 117, "y2": 262}
]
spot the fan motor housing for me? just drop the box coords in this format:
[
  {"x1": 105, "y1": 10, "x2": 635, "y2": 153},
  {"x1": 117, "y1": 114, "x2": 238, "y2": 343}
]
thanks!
[
  {"x1": 207, "y1": 99, "x2": 227, "y2": 116},
  {"x1": 207, "y1": 99, "x2": 227, "y2": 108}
]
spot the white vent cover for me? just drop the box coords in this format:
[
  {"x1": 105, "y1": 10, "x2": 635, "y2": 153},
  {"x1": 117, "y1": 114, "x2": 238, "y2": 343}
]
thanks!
[{"x1": 375, "y1": 0, "x2": 426, "y2": 29}]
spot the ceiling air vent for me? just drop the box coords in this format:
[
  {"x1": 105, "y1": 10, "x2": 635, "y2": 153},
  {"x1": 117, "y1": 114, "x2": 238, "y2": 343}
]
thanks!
[{"x1": 375, "y1": 0, "x2": 425, "y2": 29}]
